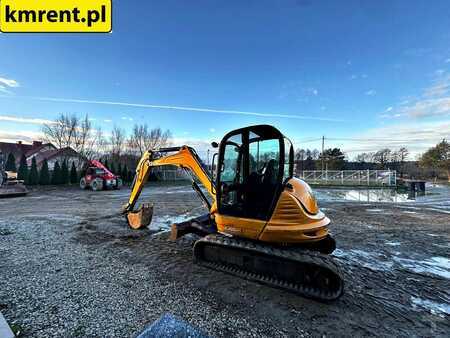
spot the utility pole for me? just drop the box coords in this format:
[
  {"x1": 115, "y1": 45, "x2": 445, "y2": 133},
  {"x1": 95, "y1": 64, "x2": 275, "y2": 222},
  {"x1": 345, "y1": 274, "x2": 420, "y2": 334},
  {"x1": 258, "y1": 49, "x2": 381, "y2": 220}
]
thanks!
[{"x1": 321, "y1": 136, "x2": 325, "y2": 173}]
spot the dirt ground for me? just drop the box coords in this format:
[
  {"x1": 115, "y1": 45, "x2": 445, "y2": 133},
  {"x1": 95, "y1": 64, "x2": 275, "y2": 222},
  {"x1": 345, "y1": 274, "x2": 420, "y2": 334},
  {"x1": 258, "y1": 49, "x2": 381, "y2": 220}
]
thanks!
[{"x1": 1, "y1": 183, "x2": 449, "y2": 337}]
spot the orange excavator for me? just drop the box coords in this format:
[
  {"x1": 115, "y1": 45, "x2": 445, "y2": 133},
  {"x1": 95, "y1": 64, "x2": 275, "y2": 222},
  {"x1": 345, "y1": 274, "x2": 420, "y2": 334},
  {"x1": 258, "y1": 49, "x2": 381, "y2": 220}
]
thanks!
[{"x1": 122, "y1": 125, "x2": 343, "y2": 301}]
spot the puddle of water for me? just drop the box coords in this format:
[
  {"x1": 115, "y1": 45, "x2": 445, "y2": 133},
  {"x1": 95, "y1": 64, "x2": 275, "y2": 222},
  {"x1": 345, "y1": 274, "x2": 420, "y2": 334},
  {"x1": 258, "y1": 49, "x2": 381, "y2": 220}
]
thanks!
[
  {"x1": 334, "y1": 248, "x2": 450, "y2": 280},
  {"x1": 149, "y1": 214, "x2": 200, "y2": 230},
  {"x1": 333, "y1": 249, "x2": 393, "y2": 271},
  {"x1": 393, "y1": 256, "x2": 450, "y2": 279},
  {"x1": 411, "y1": 297, "x2": 450, "y2": 316}
]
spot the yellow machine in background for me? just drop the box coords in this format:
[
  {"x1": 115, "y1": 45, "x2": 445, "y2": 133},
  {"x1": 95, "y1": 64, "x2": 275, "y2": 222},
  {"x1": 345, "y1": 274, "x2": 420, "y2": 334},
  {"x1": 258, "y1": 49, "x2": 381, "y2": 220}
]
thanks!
[{"x1": 122, "y1": 125, "x2": 343, "y2": 301}]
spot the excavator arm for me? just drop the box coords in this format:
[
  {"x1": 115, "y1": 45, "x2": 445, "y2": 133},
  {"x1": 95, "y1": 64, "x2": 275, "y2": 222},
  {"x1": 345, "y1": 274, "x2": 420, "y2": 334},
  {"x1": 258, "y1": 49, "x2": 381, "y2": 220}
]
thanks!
[{"x1": 122, "y1": 146, "x2": 215, "y2": 229}]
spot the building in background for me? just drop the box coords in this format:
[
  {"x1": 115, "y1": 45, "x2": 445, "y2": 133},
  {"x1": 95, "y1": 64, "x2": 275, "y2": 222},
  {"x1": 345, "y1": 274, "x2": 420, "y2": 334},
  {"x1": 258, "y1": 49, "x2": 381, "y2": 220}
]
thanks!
[{"x1": 0, "y1": 140, "x2": 84, "y2": 171}]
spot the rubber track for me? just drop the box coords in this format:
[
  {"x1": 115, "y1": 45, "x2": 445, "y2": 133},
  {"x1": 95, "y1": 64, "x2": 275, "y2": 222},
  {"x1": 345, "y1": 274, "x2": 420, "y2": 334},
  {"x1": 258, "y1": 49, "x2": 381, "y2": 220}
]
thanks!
[{"x1": 193, "y1": 234, "x2": 344, "y2": 301}]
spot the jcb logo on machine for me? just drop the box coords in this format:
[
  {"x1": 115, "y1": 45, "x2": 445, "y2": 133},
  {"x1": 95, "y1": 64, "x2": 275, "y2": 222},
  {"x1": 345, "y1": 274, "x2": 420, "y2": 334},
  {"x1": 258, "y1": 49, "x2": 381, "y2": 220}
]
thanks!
[{"x1": 0, "y1": 0, "x2": 112, "y2": 33}]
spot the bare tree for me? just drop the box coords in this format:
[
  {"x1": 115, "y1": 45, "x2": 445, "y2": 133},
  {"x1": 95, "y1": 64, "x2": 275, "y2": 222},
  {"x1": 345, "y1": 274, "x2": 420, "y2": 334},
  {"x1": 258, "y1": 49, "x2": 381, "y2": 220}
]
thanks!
[
  {"x1": 295, "y1": 149, "x2": 306, "y2": 173},
  {"x1": 128, "y1": 124, "x2": 172, "y2": 156},
  {"x1": 398, "y1": 147, "x2": 409, "y2": 177},
  {"x1": 110, "y1": 125, "x2": 126, "y2": 160},
  {"x1": 373, "y1": 148, "x2": 391, "y2": 169},
  {"x1": 42, "y1": 113, "x2": 103, "y2": 162},
  {"x1": 42, "y1": 113, "x2": 77, "y2": 149}
]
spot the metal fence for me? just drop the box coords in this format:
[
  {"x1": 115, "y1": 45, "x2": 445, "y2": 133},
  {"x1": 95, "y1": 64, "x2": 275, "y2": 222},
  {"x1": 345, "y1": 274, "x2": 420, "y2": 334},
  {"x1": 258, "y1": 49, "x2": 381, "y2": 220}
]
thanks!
[
  {"x1": 298, "y1": 170, "x2": 397, "y2": 187},
  {"x1": 154, "y1": 168, "x2": 189, "y2": 181}
]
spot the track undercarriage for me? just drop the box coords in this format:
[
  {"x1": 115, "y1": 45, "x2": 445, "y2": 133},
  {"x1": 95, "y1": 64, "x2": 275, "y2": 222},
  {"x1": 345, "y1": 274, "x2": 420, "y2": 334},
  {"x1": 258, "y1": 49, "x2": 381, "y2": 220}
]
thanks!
[{"x1": 172, "y1": 214, "x2": 344, "y2": 301}]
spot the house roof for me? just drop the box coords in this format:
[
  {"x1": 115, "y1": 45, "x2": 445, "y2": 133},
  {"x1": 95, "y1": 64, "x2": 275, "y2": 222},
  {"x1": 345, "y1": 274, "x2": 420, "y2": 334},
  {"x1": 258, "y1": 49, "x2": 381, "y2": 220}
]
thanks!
[
  {"x1": 31, "y1": 147, "x2": 82, "y2": 166},
  {"x1": 24, "y1": 143, "x2": 55, "y2": 157},
  {"x1": 0, "y1": 141, "x2": 54, "y2": 160},
  {"x1": 0, "y1": 142, "x2": 33, "y2": 158}
]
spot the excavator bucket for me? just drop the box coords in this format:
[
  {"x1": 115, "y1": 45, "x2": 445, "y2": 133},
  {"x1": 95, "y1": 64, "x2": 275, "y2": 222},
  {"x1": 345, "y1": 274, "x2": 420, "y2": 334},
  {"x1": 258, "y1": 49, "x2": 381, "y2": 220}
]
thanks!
[{"x1": 126, "y1": 203, "x2": 154, "y2": 229}]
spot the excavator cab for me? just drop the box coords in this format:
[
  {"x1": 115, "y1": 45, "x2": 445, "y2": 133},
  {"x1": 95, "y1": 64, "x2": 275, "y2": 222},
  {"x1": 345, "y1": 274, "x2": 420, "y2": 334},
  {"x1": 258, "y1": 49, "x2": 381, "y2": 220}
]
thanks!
[{"x1": 216, "y1": 125, "x2": 293, "y2": 221}]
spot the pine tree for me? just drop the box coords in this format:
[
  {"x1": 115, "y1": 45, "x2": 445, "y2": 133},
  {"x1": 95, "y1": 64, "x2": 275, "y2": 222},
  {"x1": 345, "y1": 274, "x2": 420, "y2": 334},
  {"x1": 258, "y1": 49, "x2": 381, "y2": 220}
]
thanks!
[
  {"x1": 28, "y1": 157, "x2": 39, "y2": 185},
  {"x1": 127, "y1": 170, "x2": 134, "y2": 183},
  {"x1": 17, "y1": 154, "x2": 28, "y2": 182},
  {"x1": 104, "y1": 159, "x2": 109, "y2": 170},
  {"x1": 39, "y1": 159, "x2": 50, "y2": 185},
  {"x1": 51, "y1": 161, "x2": 61, "y2": 185},
  {"x1": 122, "y1": 164, "x2": 128, "y2": 182},
  {"x1": 110, "y1": 162, "x2": 116, "y2": 175},
  {"x1": 61, "y1": 159, "x2": 69, "y2": 184},
  {"x1": 5, "y1": 153, "x2": 16, "y2": 172},
  {"x1": 70, "y1": 162, "x2": 78, "y2": 184}
]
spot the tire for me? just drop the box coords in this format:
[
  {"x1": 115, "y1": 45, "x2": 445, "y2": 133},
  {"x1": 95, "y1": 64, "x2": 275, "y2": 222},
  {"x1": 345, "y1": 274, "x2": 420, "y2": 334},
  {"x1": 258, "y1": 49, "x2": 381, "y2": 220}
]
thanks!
[
  {"x1": 91, "y1": 179, "x2": 104, "y2": 191},
  {"x1": 79, "y1": 177, "x2": 87, "y2": 190}
]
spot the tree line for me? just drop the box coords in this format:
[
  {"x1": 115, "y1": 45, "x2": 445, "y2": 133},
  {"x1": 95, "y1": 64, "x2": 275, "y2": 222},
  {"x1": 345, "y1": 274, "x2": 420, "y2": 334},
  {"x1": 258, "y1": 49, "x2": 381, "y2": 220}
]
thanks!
[
  {"x1": 295, "y1": 140, "x2": 449, "y2": 181},
  {"x1": 41, "y1": 113, "x2": 172, "y2": 163},
  {"x1": 4, "y1": 153, "x2": 136, "y2": 186}
]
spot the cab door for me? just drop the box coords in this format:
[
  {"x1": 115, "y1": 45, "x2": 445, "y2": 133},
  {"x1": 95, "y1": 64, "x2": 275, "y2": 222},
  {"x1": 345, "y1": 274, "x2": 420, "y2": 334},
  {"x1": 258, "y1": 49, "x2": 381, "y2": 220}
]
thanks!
[{"x1": 217, "y1": 126, "x2": 284, "y2": 221}]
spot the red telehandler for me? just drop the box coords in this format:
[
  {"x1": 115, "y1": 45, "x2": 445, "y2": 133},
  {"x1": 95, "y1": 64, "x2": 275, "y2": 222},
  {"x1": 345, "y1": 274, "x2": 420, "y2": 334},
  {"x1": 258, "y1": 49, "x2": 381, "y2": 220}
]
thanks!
[{"x1": 80, "y1": 160, "x2": 122, "y2": 191}]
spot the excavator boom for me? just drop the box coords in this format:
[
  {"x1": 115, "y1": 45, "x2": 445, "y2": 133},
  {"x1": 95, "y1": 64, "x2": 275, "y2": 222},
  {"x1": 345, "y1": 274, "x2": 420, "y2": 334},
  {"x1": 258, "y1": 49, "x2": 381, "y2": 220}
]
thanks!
[{"x1": 122, "y1": 146, "x2": 215, "y2": 229}]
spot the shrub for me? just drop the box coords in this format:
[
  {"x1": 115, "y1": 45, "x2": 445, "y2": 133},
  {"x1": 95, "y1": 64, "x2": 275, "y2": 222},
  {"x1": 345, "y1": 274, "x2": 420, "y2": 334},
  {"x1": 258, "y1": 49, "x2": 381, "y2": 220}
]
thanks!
[
  {"x1": 51, "y1": 161, "x2": 62, "y2": 185},
  {"x1": 17, "y1": 154, "x2": 28, "y2": 182},
  {"x1": 61, "y1": 160, "x2": 69, "y2": 184},
  {"x1": 5, "y1": 153, "x2": 16, "y2": 172},
  {"x1": 28, "y1": 157, "x2": 39, "y2": 185},
  {"x1": 39, "y1": 159, "x2": 50, "y2": 185},
  {"x1": 122, "y1": 164, "x2": 128, "y2": 182},
  {"x1": 70, "y1": 162, "x2": 78, "y2": 184}
]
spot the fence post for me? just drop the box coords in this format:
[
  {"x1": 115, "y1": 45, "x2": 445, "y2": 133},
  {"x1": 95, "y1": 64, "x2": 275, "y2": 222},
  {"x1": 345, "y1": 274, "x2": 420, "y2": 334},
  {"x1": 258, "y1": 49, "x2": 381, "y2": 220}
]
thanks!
[
  {"x1": 341, "y1": 171, "x2": 344, "y2": 184},
  {"x1": 367, "y1": 169, "x2": 370, "y2": 186}
]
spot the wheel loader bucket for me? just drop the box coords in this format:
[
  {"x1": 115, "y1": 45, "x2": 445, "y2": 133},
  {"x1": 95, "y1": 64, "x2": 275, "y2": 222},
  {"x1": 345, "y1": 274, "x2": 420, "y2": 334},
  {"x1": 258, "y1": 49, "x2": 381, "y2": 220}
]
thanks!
[{"x1": 126, "y1": 203, "x2": 154, "y2": 229}]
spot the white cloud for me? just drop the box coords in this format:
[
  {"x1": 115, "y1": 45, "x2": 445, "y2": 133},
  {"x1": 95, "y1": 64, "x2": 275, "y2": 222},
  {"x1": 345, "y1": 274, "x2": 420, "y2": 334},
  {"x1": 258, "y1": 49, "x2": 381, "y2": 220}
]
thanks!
[
  {"x1": 400, "y1": 97, "x2": 450, "y2": 118},
  {"x1": 386, "y1": 107, "x2": 393, "y2": 112},
  {"x1": 445, "y1": 58, "x2": 450, "y2": 63},
  {"x1": 0, "y1": 77, "x2": 19, "y2": 88},
  {"x1": 209, "y1": 128, "x2": 216, "y2": 133},
  {"x1": 424, "y1": 79, "x2": 450, "y2": 98},
  {"x1": 0, "y1": 85, "x2": 12, "y2": 95},
  {"x1": 0, "y1": 129, "x2": 43, "y2": 143},
  {"x1": 336, "y1": 120, "x2": 450, "y2": 157},
  {"x1": 121, "y1": 116, "x2": 133, "y2": 121},
  {"x1": 24, "y1": 96, "x2": 344, "y2": 122},
  {"x1": 103, "y1": 119, "x2": 112, "y2": 123},
  {"x1": 365, "y1": 89, "x2": 376, "y2": 96},
  {"x1": 0, "y1": 115, "x2": 54, "y2": 125}
]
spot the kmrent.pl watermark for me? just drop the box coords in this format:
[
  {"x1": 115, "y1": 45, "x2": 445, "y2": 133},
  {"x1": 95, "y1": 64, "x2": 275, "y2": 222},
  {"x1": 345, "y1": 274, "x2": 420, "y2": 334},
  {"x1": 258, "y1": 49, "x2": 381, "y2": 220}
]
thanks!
[{"x1": 0, "y1": 0, "x2": 112, "y2": 33}]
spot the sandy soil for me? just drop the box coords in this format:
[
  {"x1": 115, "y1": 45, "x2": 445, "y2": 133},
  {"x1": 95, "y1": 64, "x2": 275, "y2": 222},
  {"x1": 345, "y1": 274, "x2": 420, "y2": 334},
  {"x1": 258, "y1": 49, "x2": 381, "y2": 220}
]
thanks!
[{"x1": 0, "y1": 183, "x2": 449, "y2": 337}]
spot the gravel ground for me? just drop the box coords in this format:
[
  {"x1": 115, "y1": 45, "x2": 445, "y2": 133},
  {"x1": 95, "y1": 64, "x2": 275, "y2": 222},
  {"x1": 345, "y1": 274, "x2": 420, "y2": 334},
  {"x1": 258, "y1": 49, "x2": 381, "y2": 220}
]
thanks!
[{"x1": 0, "y1": 183, "x2": 449, "y2": 337}]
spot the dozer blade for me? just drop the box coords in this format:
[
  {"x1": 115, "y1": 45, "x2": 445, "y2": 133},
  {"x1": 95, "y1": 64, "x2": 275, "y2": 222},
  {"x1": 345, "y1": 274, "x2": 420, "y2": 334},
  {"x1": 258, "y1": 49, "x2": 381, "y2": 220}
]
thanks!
[
  {"x1": 126, "y1": 203, "x2": 154, "y2": 229},
  {"x1": 0, "y1": 181, "x2": 28, "y2": 198}
]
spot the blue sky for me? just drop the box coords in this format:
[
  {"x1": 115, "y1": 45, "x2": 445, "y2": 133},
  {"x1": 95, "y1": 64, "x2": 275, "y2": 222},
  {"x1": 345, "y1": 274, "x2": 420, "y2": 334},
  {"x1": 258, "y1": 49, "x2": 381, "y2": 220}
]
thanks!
[{"x1": 1, "y1": 0, "x2": 450, "y2": 159}]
